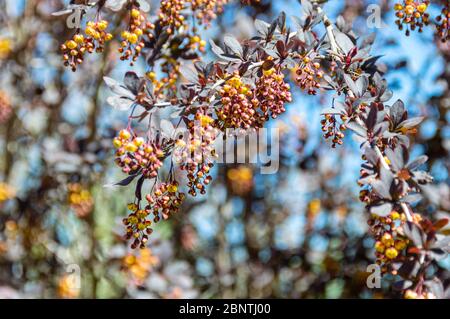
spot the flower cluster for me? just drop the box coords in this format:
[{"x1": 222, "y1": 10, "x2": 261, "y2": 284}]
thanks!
[
  {"x1": 217, "y1": 72, "x2": 262, "y2": 129},
  {"x1": 119, "y1": 8, "x2": 152, "y2": 64},
  {"x1": 227, "y1": 166, "x2": 253, "y2": 195},
  {"x1": 159, "y1": 0, "x2": 187, "y2": 33},
  {"x1": 394, "y1": 1, "x2": 430, "y2": 36},
  {"x1": 123, "y1": 181, "x2": 185, "y2": 249},
  {"x1": 0, "y1": 91, "x2": 12, "y2": 124},
  {"x1": 58, "y1": 274, "x2": 80, "y2": 299},
  {"x1": 436, "y1": 4, "x2": 450, "y2": 42},
  {"x1": 369, "y1": 210, "x2": 410, "y2": 269},
  {"x1": 0, "y1": 182, "x2": 15, "y2": 204},
  {"x1": 0, "y1": 38, "x2": 11, "y2": 59},
  {"x1": 122, "y1": 248, "x2": 159, "y2": 285},
  {"x1": 176, "y1": 112, "x2": 217, "y2": 196},
  {"x1": 294, "y1": 54, "x2": 323, "y2": 95},
  {"x1": 190, "y1": 0, "x2": 228, "y2": 26},
  {"x1": 67, "y1": 183, "x2": 94, "y2": 218},
  {"x1": 257, "y1": 67, "x2": 292, "y2": 120},
  {"x1": 113, "y1": 129, "x2": 164, "y2": 178},
  {"x1": 321, "y1": 114, "x2": 347, "y2": 148},
  {"x1": 61, "y1": 20, "x2": 113, "y2": 71}
]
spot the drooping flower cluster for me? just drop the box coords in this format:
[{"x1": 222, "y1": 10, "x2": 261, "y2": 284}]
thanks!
[
  {"x1": 321, "y1": 114, "x2": 347, "y2": 148},
  {"x1": 67, "y1": 183, "x2": 94, "y2": 218},
  {"x1": 190, "y1": 0, "x2": 228, "y2": 26},
  {"x1": 123, "y1": 181, "x2": 185, "y2": 249},
  {"x1": 119, "y1": 8, "x2": 153, "y2": 64},
  {"x1": 436, "y1": 3, "x2": 450, "y2": 42},
  {"x1": 394, "y1": 1, "x2": 430, "y2": 36},
  {"x1": 257, "y1": 67, "x2": 292, "y2": 120},
  {"x1": 369, "y1": 210, "x2": 410, "y2": 269},
  {"x1": 113, "y1": 129, "x2": 164, "y2": 178},
  {"x1": 0, "y1": 182, "x2": 15, "y2": 204},
  {"x1": 227, "y1": 166, "x2": 253, "y2": 195},
  {"x1": 122, "y1": 248, "x2": 159, "y2": 285},
  {"x1": 294, "y1": 54, "x2": 323, "y2": 95},
  {"x1": 61, "y1": 20, "x2": 113, "y2": 71},
  {"x1": 217, "y1": 72, "x2": 260, "y2": 129},
  {"x1": 176, "y1": 111, "x2": 217, "y2": 196},
  {"x1": 159, "y1": 0, "x2": 187, "y2": 33}
]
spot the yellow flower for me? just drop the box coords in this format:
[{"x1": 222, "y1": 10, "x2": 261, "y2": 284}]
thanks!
[
  {"x1": 385, "y1": 247, "x2": 398, "y2": 259},
  {"x1": 0, "y1": 38, "x2": 11, "y2": 58},
  {"x1": 0, "y1": 183, "x2": 15, "y2": 203}
]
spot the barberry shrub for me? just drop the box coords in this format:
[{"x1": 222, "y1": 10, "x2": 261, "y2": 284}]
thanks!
[{"x1": 56, "y1": 0, "x2": 450, "y2": 298}]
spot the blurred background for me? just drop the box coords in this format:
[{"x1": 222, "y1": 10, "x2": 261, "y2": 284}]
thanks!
[{"x1": 0, "y1": 0, "x2": 449, "y2": 298}]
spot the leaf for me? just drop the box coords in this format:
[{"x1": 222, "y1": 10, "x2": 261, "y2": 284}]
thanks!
[
  {"x1": 346, "y1": 121, "x2": 367, "y2": 137},
  {"x1": 255, "y1": 19, "x2": 270, "y2": 35},
  {"x1": 406, "y1": 155, "x2": 428, "y2": 171},
  {"x1": 335, "y1": 31, "x2": 354, "y2": 54},
  {"x1": 224, "y1": 35, "x2": 243, "y2": 57},
  {"x1": 344, "y1": 74, "x2": 359, "y2": 96},
  {"x1": 104, "y1": 76, "x2": 136, "y2": 100},
  {"x1": 355, "y1": 76, "x2": 368, "y2": 97},
  {"x1": 106, "y1": 96, "x2": 134, "y2": 111},
  {"x1": 105, "y1": 0, "x2": 127, "y2": 11},
  {"x1": 424, "y1": 278, "x2": 444, "y2": 299},
  {"x1": 160, "y1": 119, "x2": 175, "y2": 139},
  {"x1": 209, "y1": 39, "x2": 224, "y2": 57},
  {"x1": 393, "y1": 280, "x2": 413, "y2": 291},
  {"x1": 370, "y1": 202, "x2": 393, "y2": 217},
  {"x1": 137, "y1": 0, "x2": 151, "y2": 12},
  {"x1": 104, "y1": 173, "x2": 140, "y2": 187},
  {"x1": 399, "y1": 116, "x2": 424, "y2": 129},
  {"x1": 179, "y1": 64, "x2": 199, "y2": 84},
  {"x1": 389, "y1": 99, "x2": 405, "y2": 125},
  {"x1": 124, "y1": 71, "x2": 141, "y2": 95},
  {"x1": 403, "y1": 221, "x2": 425, "y2": 247}
]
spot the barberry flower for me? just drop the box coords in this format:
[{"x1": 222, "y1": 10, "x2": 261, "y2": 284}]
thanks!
[
  {"x1": 394, "y1": 1, "x2": 430, "y2": 36},
  {"x1": 119, "y1": 8, "x2": 152, "y2": 64},
  {"x1": 294, "y1": 53, "x2": 323, "y2": 95},
  {"x1": 113, "y1": 129, "x2": 164, "y2": 178},
  {"x1": 61, "y1": 20, "x2": 113, "y2": 71}
]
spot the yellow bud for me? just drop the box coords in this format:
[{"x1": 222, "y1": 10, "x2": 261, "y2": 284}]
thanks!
[
  {"x1": 73, "y1": 34, "x2": 84, "y2": 44},
  {"x1": 128, "y1": 33, "x2": 138, "y2": 44},
  {"x1": 391, "y1": 211, "x2": 400, "y2": 220},
  {"x1": 66, "y1": 40, "x2": 77, "y2": 50},
  {"x1": 113, "y1": 137, "x2": 122, "y2": 148},
  {"x1": 105, "y1": 33, "x2": 113, "y2": 41},
  {"x1": 119, "y1": 129, "x2": 131, "y2": 140},
  {"x1": 385, "y1": 247, "x2": 398, "y2": 259},
  {"x1": 374, "y1": 241, "x2": 385, "y2": 253},
  {"x1": 133, "y1": 28, "x2": 143, "y2": 36},
  {"x1": 97, "y1": 20, "x2": 108, "y2": 31},
  {"x1": 133, "y1": 137, "x2": 145, "y2": 147},
  {"x1": 131, "y1": 9, "x2": 140, "y2": 19},
  {"x1": 125, "y1": 143, "x2": 138, "y2": 153},
  {"x1": 85, "y1": 27, "x2": 95, "y2": 37},
  {"x1": 263, "y1": 68, "x2": 275, "y2": 77},
  {"x1": 121, "y1": 31, "x2": 131, "y2": 40},
  {"x1": 146, "y1": 71, "x2": 156, "y2": 80},
  {"x1": 127, "y1": 203, "x2": 138, "y2": 211},
  {"x1": 417, "y1": 3, "x2": 427, "y2": 13},
  {"x1": 168, "y1": 184, "x2": 178, "y2": 193},
  {"x1": 394, "y1": 240, "x2": 407, "y2": 251}
]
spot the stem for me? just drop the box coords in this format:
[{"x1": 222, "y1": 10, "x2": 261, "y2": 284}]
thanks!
[{"x1": 317, "y1": 7, "x2": 339, "y2": 55}]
